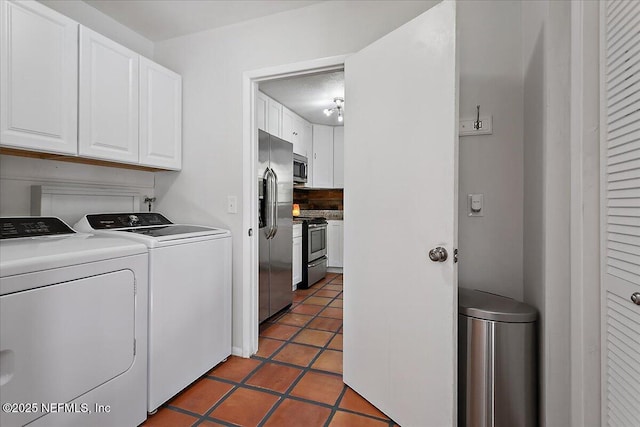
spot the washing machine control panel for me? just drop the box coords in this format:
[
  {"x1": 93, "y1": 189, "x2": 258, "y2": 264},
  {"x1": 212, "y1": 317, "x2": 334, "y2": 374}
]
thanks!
[
  {"x1": 87, "y1": 213, "x2": 173, "y2": 229},
  {"x1": 0, "y1": 217, "x2": 75, "y2": 239}
]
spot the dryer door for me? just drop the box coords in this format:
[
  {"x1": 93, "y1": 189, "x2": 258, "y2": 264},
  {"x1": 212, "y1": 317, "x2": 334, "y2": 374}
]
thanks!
[{"x1": 0, "y1": 270, "x2": 135, "y2": 427}]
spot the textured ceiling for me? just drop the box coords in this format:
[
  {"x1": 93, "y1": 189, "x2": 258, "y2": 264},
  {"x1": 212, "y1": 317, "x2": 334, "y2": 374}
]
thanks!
[
  {"x1": 260, "y1": 71, "x2": 345, "y2": 126},
  {"x1": 84, "y1": 0, "x2": 323, "y2": 41}
]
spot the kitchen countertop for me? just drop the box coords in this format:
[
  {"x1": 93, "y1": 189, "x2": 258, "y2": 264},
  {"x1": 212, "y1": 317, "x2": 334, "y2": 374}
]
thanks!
[{"x1": 294, "y1": 210, "x2": 343, "y2": 221}]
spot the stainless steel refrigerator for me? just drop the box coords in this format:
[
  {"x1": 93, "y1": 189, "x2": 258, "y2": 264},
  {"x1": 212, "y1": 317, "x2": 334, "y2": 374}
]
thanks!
[{"x1": 259, "y1": 129, "x2": 293, "y2": 322}]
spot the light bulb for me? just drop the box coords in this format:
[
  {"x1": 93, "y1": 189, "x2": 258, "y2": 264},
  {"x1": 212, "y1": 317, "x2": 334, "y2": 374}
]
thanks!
[
  {"x1": 324, "y1": 109, "x2": 332, "y2": 116},
  {"x1": 338, "y1": 114, "x2": 343, "y2": 123}
]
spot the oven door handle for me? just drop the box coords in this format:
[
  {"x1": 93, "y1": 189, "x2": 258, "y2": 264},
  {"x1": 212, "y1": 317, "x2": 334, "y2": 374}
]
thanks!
[{"x1": 307, "y1": 223, "x2": 327, "y2": 229}]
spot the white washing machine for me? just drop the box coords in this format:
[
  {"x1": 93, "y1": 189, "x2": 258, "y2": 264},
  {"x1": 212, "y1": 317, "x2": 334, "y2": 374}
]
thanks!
[
  {"x1": 0, "y1": 217, "x2": 148, "y2": 427},
  {"x1": 74, "y1": 212, "x2": 232, "y2": 412}
]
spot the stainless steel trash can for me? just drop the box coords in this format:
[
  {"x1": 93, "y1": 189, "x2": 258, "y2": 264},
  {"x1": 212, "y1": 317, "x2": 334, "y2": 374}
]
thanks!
[{"x1": 458, "y1": 288, "x2": 537, "y2": 427}]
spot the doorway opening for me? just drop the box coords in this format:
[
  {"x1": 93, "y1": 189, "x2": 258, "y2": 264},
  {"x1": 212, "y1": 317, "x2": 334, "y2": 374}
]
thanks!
[{"x1": 241, "y1": 55, "x2": 348, "y2": 358}]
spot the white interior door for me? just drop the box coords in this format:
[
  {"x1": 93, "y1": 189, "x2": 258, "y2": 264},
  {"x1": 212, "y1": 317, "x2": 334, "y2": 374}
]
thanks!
[
  {"x1": 601, "y1": 1, "x2": 640, "y2": 425},
  {"x1": 343, "y1": 1, "x2": 458, "y2": 426}
]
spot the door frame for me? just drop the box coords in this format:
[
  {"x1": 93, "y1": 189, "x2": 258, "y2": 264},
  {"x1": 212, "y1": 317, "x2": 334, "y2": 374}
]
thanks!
[
  {"x1": 569, "y1": 1, "x2": 601, "y2": 425},
  {"x1": 240, "y1": 55, "x2": 348, "y2": 357}
]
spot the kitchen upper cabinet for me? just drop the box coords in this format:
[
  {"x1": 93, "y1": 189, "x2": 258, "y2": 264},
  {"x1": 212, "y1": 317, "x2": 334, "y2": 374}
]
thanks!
[
  {"x1": 312, "y1": 125, "x2": 334, "y2": 188},
  {"x1": 333, "y1": 127, "x2": 344, "y2": 188},
  {"x1": 327, "y1": 220, "x2": 344, "y2": 268},
  {"x1": 79, "y1": 26, "x2": 139, "y2": 164},
  {"x1": 282, "y1": 106, "x2": 309, "y2": 156},
  {"x1": 256, "y1": 91, "x2": 268, "y2": 132},
  {"x1": 139, "y1": 57, "x2": 182, "y2": 170},
  {"x1": 302, "y1": 121, "x2": 312, "y2": 160},
  {"x1": 0, "y1": 0, "x2": 78, "y2": 155},
  {"x1": 267, "y1": 98, "x2": 282, "y2": 138}
]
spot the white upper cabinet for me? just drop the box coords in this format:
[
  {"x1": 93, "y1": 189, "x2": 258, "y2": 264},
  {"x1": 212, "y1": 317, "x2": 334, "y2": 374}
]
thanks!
[
  {"x1": 282, "y1": 106, "x2": 296, "y2": 142},
  {"x1": 312, "y1": 124, "x2": 334, "y2": 188},
  {"x1": 139, "y1": 57, "x2": 182, "y2": 170},
  {"x1": 333, "y1": 126, "x2": 344, "y2": 188},
  {"x1": 267, "y1": 98, "x2": 282, "y2": 138},
  {"x1": 282, "y1": 106, "x2": 309, "y2": 156},
  {"x1": 256, "y1": 91, "x2": 268, "y2": 132},
  {"x1": 302, "y1": 121, "x2": 313, "y2": 161},
  {"x1": 79, "y1": 26, "x2": 139, "y2": 164},
  {"x1": 0, "y1": 0, "x2": 78, "y2": 155}
]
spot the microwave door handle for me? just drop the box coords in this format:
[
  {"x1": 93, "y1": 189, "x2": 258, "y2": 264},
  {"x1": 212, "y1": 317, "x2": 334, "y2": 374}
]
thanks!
[{"x1": 271, "y1": 169, "x2": 278, "y2": 238}]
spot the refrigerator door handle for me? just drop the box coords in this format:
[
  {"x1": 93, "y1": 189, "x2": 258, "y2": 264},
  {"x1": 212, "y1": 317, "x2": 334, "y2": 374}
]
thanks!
[
  {"x1": 263, "y1": 168, "x2": 274, "y2": 239},
  {"x1": 271, "y1": 169, "x2": 278, "y2": 238}
]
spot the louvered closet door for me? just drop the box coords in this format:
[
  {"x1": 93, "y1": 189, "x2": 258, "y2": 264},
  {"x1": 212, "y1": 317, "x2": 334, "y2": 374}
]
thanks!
[{"x1": 602, "y1": 1, "x2": 640, "y2": 426}]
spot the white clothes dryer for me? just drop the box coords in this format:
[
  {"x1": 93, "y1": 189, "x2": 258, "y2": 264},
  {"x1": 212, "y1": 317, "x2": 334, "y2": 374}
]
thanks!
[
  {"x1": 0, "y1": 217, "x2": 148, "y2": 427},
  {"x1": 74, "y1": 212, "x2": 232, "y2": 412}
]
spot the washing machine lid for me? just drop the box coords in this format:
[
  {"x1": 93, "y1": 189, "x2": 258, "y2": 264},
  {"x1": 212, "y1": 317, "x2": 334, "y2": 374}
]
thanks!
[
  {"x1": 0, "y1": 217, "x2": 147, "y2": 278},
  {"x1": 459, "y1": 288, "x2": 537, "y2": 323}
]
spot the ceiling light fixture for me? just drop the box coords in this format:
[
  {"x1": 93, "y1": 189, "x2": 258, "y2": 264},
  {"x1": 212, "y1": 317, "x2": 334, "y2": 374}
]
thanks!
[{"x1": 323, "y1": 97, "x2": 344, "y2": 122}]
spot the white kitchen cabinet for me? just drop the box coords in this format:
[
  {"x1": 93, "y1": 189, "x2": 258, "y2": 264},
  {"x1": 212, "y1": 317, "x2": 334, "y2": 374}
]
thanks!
[
  {"x1": 0, "y1": 0, "x2": 78, "y2": 155},
  {"x1": 327, "y1": 220, "x2": 344, "y2": 268},
  {"x1": 139, "y1": 57, "x2": 182, "y2": 170},
  {"x1": 282, "y1": 107, "x2": 309, "y2": 156},
  {"x1": 282, "y1": 106, "x2": 295, "y2": 143},
  {"x1": 267, "y1": 98, "x2": 282, "y2": 138},
  {"x1": 256, "y1": 91, "x2": 268, "y2": 132},
  {"x1": 293, "y1": 224, "x2": 303, "y2": 289},
  {"x1": 312, "y1": 124, "x2": 334, "y2": 188},
  {"x1": 333, "y1": 126, "x2": 344, "y2": 188},
  {"x1": 302, "y1": 121, "x2": 312, "y2": 159},
  {"x1": 79, "y1": 26, "x2": 139, "y2": 164}
]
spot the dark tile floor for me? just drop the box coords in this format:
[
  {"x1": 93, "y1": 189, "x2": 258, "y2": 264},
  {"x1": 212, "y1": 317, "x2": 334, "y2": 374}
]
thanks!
[{"x1": 142, "y1": 273, "x2": 397, "y2": 427}]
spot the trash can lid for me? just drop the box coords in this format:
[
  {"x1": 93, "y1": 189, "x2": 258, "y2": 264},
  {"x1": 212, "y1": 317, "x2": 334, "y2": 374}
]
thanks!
[{"x1": 459, "y1": 288, "x2": 537, "y2": 323}]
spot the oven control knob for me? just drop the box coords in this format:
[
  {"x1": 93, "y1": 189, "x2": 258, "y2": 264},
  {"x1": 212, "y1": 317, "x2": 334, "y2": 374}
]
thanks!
[{"x1": 429, "y1": 247, "x2": 448, "y2": 262}]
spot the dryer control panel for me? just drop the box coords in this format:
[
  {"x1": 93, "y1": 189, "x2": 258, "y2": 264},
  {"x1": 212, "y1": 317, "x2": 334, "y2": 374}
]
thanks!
[{"x1": 0, "y1": 217, "x2": 75, "y2": 239}]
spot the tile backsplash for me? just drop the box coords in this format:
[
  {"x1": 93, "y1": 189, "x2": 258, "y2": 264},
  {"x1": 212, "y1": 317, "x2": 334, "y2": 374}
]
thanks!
[{"x1": 293, "y1": 188, "x2": 343, "y2": 210}]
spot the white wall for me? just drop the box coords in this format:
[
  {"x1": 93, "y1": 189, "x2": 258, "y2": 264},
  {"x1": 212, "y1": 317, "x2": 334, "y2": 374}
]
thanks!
[
  {"x1": 458, "y1": 0, "x2": 523, "y2": 299},
  {"x1": 152, "y1": 0, "x2": 439, "y2": 353},
  {"x1": 522, "y1": 1, "x2": 572, "y2": 425},
  {"x1": 0, "y1": 1, "x2": 157, "y2": 220},
  {"x1": 39, "y1": 0, "x2": 154, "y2": 57}
]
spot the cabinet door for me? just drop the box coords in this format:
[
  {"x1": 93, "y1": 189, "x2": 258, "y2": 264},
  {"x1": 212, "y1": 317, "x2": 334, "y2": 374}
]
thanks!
[
  {"x1": 139, "y1": 57, "x2": 182, "y2": 170},
  {"x1": 256, "y1": 91, "x2": 268, "y2": 132},
  {"x1": 333, "y1": 126, "x2": 344, "y2": 188},
  {"x1": 302, "y1": 121, "x2": 313, "y2": 182},
  {"x1": 282, "y1": 107, "x2": 296, "y2": 143},
  {"x1": 327, "y1": 220, "x2": 344, "y2": 268},
  {"x1": 79, "y1": 26, "x2": 139, "y2": 163},
  {"x1": 293, "y1": 236, "x2": 302, "y2": 289},
  {"x1": 267, "y1": 98, "x2": 282, "y2": 138},
  {"x1": 0, "y1": 0, "x2": 78, "y2": 155},
  {"x1": 312, "y1": 124, "x2": 334, "y2": 188}
]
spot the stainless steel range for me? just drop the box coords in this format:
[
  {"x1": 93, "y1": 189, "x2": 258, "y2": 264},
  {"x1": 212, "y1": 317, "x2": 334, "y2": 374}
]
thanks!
[{"x1": 298, "y1": 217, "x2": 328, "y2": 289}]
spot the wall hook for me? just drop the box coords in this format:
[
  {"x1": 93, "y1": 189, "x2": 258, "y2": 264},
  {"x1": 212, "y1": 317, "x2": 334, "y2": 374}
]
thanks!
[
  {"x1": 144, "y1": 196, "x2": 156, "y2": 212},
  {"x1": 473, "y1": 105, "x2": 482, "y2": 130}
]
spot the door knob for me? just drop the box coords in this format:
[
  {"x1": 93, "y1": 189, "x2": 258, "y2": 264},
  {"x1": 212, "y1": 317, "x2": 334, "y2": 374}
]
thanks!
[
  {"x1": 429, "y1": 247, "x2": 448, "y2": 262},
  {"x1": 632, "y1": 292, "x2": 640, "y2": 305}
]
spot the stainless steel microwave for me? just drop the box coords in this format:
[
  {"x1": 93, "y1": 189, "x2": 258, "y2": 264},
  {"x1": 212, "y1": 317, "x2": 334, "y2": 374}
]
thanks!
[{"x1": 293, "y1": 153, "x2": 308, "y2": 184}]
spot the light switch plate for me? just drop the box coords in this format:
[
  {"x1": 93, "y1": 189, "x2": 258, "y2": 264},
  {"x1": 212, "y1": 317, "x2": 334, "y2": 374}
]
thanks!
[
  {"x1": 460, "y1": 115, "x2": 493, "y2": 136},
  {"x1": 468, "y1": 194, "x2": 484, "y2": 217},
  {"x1": 227, "y1": 196, "x2": 237, "y2": 214}
]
